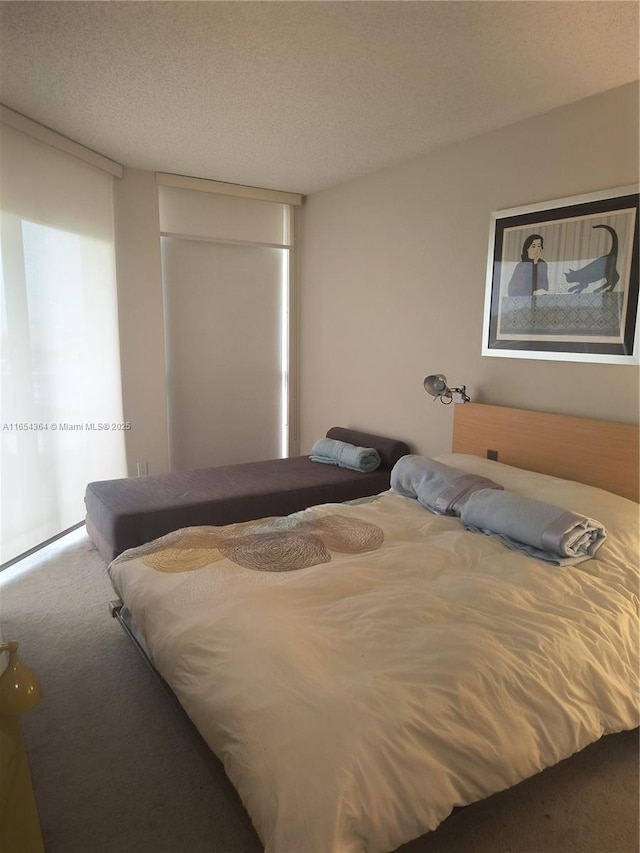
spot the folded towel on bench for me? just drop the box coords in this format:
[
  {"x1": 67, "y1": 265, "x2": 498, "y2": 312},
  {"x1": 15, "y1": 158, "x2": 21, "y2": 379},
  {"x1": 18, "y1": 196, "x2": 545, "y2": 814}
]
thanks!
[
  {"x1": 310, "y1": 438, "x2": 381, "y2": 473},
  {"x1": 390, "y1": 455, "x2": 503, "y2": 514},
  {"x1": 459, "y1": 488, "x2": 607, "y2": 565}
]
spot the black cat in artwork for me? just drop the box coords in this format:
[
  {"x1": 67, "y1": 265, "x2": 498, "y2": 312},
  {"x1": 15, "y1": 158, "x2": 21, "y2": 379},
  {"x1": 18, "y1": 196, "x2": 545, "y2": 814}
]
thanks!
[{"x1": 565, "y1": 224, "x2": 619, "y2": 293}]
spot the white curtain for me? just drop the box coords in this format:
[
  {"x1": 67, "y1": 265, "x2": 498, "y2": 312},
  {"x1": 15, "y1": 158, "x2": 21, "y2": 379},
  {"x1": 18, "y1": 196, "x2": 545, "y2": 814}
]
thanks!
[
  {"x1": 0, "y1": 124, "x2": 126, "y2": 565},
  {"x1": 158, "y1": 184, "x2": 293, "y2": 471}
]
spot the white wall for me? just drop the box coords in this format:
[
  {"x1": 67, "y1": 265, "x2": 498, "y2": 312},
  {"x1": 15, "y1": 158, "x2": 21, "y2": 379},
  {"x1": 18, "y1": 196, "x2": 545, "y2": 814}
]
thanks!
[
  {"x1": 114, "y1": 169, "x2": 169, "y2": 476},
  {"x1": 298, "y1": 83, "x2": 639, "y2": 458}
]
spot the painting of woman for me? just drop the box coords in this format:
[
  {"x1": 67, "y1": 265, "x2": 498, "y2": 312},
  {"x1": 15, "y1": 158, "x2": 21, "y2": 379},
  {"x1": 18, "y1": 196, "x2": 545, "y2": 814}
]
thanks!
[{"x1": 507, "y1": 234, "x2": 549, "y2": 296}]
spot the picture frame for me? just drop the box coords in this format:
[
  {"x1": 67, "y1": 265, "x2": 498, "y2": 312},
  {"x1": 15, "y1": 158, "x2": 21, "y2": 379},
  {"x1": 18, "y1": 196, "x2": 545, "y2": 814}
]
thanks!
[{"x1": 481, "y1": 185, "x2": 639, "y2": 364}]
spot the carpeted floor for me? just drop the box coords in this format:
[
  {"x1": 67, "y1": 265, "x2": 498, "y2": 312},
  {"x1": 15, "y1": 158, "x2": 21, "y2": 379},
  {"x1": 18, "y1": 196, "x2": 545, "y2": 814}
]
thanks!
[{"x1": 1, "y1": 528, "x2": 638, "y2": 853}]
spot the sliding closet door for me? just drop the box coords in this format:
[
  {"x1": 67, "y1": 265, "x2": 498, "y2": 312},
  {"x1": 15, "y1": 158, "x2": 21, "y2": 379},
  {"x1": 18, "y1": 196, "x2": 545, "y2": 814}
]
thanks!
[{"x1": 161, "y1": 237, "x2": 286, "y2": 470}]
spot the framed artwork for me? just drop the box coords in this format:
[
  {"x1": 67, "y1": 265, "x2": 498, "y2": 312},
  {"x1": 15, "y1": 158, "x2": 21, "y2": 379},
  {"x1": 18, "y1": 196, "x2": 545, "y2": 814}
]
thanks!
[{"x1": 481, "y1": 185, "x2": 639, "y2": 364}]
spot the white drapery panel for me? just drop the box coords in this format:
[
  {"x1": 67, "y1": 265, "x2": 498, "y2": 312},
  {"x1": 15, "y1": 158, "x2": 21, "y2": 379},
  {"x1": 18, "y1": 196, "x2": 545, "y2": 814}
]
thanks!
[
  {"x1": 158, "y1": 183, "x2": 296, "y2": 472},
  {"x1": 0, "y1": 123, "x2": 126, "y2": 565}
]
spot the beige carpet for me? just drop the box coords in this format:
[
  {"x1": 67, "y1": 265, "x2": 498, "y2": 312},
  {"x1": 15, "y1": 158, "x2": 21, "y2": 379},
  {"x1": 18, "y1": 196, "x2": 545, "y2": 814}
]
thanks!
[{"x1": 1, "y1": 528, "x2": 637, "y2": 853}]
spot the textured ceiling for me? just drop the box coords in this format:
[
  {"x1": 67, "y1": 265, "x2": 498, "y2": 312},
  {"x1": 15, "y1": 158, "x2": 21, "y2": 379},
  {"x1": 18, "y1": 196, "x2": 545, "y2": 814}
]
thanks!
[{"x1": 0, "y1": 1, "x2": 638, "y2": 195}]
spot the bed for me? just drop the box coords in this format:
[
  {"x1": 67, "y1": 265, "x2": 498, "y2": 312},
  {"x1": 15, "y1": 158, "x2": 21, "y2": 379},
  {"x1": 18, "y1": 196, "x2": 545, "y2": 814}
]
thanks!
[
  {"x1": 107, "y1": 404, "x2": 639, "y2": 853},
  {"x1": 86, "y1": 426, "x2": 410, "y2": 563}
]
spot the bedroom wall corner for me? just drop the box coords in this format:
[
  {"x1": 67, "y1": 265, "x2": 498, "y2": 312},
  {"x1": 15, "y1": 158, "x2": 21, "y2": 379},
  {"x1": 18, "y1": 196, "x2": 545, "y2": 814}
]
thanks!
[{"x1": 114, "y1": 168, "x2": 170, "y2": 476}]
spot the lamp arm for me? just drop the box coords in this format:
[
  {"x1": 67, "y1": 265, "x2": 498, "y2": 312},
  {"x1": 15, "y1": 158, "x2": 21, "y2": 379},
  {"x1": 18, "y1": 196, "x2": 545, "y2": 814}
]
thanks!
[{"x1": 450, "y1": 386, "x2": 470, "y2": 403}]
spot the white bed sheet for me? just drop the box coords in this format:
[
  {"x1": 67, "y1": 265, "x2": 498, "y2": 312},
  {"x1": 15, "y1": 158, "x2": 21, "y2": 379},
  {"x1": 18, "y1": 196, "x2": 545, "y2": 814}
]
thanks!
[{"x1": 108, "y1": 455, "x2": 639, "y2": 853}]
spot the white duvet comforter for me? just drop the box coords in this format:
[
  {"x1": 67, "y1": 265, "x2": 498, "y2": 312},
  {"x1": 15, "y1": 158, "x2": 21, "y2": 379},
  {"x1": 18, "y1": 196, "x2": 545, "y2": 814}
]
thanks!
[{"x1": 108, "y1": 455, "x2": 639, "y2": 853}]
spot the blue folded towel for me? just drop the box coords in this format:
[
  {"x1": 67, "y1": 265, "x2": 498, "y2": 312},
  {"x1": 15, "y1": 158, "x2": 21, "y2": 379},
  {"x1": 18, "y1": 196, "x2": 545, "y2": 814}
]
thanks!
[
  {"x1": 459, "y1": 488, "x2": 607, "y2": 565},
  {"x1": 390, "y1": 455, "x2": 503, "y2": 514},
  {"x1": 310, "y1": 438, "x2": 381, "y2": 473}
]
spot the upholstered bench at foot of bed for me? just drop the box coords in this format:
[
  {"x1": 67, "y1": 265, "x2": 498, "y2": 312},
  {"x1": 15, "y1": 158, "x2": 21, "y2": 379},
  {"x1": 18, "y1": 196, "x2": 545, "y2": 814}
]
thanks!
[{"x1": 85, "y1": 427, "x2": 410, "y2": 563}]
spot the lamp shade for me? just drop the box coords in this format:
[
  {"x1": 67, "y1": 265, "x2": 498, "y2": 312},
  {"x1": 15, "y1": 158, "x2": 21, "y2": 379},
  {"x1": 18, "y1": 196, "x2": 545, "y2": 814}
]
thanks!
[
  {"x1": 0, "y1": 642, "x2": 42, "y2": 715},
  {"x1": 423, "y1": 374, "x2": 449, "y2": 398}
]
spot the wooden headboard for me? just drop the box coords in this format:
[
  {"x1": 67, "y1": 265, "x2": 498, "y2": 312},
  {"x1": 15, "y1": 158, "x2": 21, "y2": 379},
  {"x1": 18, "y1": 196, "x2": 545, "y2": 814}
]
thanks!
[{"x1": 452, "y1": 403, "x2": 639, "y2": 503}]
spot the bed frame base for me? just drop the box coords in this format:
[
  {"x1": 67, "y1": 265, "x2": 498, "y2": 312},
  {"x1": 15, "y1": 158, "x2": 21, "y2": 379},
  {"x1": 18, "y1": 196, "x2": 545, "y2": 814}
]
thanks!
[
  {"x1": 110, "y1": 600, "x2": 175, "y2": 703},
  {"x1": 109, "y1": 599, "x2": 262, "y2": 843}
]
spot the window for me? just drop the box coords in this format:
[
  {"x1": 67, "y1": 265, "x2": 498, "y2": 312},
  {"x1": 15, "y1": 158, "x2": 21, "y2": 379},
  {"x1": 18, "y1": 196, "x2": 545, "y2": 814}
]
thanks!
[
  {"x1": 0, "y1": 122, "x2": 126, "y2": 566},
  {"x1": 157, "y1": 179, "x2": 301, "y2": 470}
]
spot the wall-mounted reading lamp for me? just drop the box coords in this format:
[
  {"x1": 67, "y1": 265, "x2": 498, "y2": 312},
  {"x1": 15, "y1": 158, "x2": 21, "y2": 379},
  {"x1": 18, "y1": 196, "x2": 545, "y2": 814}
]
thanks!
[{"x1": 423, "y1": 374, "x2": 470, "y2": 404}]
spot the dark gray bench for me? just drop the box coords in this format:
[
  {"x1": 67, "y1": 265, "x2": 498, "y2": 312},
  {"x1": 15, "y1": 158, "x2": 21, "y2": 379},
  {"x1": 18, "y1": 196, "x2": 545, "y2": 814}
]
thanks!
[{"x1": 85, "y1": 427, "x2": 410, "y2": 563}]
